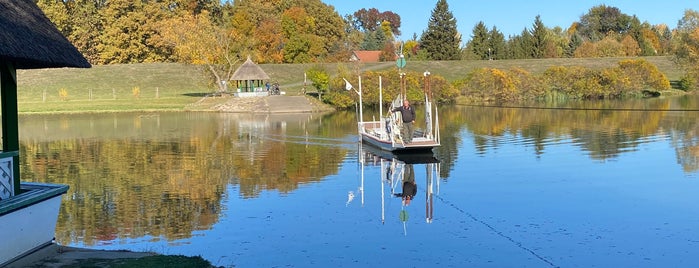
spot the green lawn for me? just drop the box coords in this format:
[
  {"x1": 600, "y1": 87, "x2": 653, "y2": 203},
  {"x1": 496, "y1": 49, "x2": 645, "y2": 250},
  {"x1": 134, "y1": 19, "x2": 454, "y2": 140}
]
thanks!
[{"x1": 15, "y1": 56, "x2": 683, "y2": 113}]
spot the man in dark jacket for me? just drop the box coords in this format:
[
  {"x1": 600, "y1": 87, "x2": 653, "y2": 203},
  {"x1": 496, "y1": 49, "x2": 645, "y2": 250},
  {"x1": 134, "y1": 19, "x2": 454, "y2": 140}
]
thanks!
[
  {"x1": 395, "y1": 164, "x2": 416, "y2": 206},
  {"x1": 392, "y1": 100, "x2": 416, "y2": 143}
]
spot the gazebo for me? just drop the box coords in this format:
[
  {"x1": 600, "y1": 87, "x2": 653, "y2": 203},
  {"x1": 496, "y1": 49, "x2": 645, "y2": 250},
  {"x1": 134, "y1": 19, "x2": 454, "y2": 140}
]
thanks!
[
  {"x1": 230, "y1": 56, "x2": 270, "y2": 97},
  {"x1": 0, "y1": 0, "x2": 90, "y2": 265}
]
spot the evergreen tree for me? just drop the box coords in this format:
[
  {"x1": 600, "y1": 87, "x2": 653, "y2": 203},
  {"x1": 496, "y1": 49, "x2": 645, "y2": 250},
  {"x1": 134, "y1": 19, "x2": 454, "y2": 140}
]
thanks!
[
  {"x1": 419, "y1": 0, "x2": 461, "y2": 60},
  {"x1": 488, "y1": 26, "x2": 505, "y2": 60},
  {"x1": 360, "y1": 30, "x2": 386, "y2": 50},
  {"x1": 530, "y1": 15, "x2": 547, "y2": 58},
  {"x1": 469, "y1": 21, "x2": 489, "y2": 60},
  {"x1": 507, "y1": 28, "x2": 533, "y2": 59},
  {"x1": 566, "y1": 32, "x2": 583, "y2": 57}
]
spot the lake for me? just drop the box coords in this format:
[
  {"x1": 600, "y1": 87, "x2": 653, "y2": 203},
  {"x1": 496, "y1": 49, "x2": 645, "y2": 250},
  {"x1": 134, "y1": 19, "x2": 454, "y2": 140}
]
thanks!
[{"x1": 19, "y1": 96, "x2": 699, "y2": 267}]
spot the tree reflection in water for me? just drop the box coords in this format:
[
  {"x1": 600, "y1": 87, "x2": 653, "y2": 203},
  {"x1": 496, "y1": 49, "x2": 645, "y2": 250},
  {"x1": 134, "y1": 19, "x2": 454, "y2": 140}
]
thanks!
[{"x1": 12, "y1": 96, "x2": 699, "y2": 266}]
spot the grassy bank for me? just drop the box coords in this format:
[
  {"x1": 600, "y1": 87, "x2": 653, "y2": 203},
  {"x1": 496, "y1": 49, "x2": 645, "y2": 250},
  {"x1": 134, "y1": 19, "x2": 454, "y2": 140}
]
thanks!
[{"x1": 16, "y1": 56, "x2": 683, "y2": 113}]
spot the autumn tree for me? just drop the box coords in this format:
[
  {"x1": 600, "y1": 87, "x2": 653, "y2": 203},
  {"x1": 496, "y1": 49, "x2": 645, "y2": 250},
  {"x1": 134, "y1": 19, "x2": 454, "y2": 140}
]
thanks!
[
  {"x1": 620, "y1": 35, "x2": 640, "y2": 56},
  {"x1": 402, "y1": 39, "x2": 420, "y2": 59},
  {"x1": 230, "y1": 0, "x2": 346, "y2": 63},
  {"x1": 36, "y1": 0, "x2": 70, "y2": 34},
  {"x1": 156, "y1": 11, "x2": 240, "y2": 92},
  {"x1": 577, "y1": 5, "x2": 635, "y2": 42},
  {"x1": 351, "y1": 8, "x2": 401, "y2": 36},
  {"x1": 66, "y1": 0, "x2": 103, "y2": 63},
  {"x1": 420, "y1": 0, "x2": 461, "y2": 60},
  {"x1": 673, "y1": 9, "x2": 699, "y2": 90},
  {"x1": 37, "y1": 0, "x2": 103, "y2": 63},
  {"x1": 97, "y1": 0, "x2": 168, "y2": 63}
]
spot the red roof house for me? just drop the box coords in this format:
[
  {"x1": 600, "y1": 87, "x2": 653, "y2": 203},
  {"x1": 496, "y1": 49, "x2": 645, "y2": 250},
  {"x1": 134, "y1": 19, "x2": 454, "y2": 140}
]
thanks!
[{"x1": 350, "y1": 51, "x2": 383, "y2": 62}]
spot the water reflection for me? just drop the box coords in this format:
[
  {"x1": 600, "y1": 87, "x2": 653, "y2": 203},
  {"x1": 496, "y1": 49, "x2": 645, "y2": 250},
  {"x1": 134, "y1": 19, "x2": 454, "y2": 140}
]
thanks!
[
  {"x1": 19, "y1": 112, "x2": 356, "y2": 245},
  {"x1": 11, "y1": 96, "x2": 699, "y2": 266},
  {"x1": 357, "y1": 143, "x2": 440, "y2": 235}
]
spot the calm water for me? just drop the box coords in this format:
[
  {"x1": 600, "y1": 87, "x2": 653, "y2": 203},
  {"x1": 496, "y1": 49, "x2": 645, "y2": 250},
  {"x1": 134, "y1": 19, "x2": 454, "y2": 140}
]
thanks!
[{"x1": 19, "y1": 97, "x2": 699, "y2": 267}]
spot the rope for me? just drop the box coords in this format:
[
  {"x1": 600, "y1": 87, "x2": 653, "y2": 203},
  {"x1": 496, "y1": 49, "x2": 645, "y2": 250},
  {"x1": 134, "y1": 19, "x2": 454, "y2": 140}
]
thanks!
[{"x1": 464, "y1": 104, "x2": 699, "y2": 112}]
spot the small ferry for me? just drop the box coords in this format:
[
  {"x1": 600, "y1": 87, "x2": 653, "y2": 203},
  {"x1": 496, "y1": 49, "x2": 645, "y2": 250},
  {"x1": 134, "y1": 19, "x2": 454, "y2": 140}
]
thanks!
[{"x1": 348, "y1": 76, "x2": 441, "y2": 153}]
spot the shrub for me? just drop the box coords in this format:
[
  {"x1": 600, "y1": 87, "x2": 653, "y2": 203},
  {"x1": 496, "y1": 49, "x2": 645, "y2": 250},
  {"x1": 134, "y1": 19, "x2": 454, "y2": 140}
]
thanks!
[
  {"x1": 132, "y1": 86, "x2": 141, "y2": 98},
  {"x1": 615, "y1": 59, "x2": 670, "y2": 91},
  {"x1": 58, "y1": 88, "x2": 68, "y2": 101}
]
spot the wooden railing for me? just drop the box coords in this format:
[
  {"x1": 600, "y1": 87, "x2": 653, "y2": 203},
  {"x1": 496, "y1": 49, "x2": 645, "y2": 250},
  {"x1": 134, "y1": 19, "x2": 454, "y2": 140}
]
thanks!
[{"x1": 0, "y1": 151, "x2": 18, "y2": 200}]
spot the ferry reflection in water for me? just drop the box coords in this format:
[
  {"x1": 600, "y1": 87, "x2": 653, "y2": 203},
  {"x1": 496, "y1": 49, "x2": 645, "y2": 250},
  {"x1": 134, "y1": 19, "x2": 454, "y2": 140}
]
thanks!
[{"x1": 351, "y1": 143, "x2": 440, "y2": 235}]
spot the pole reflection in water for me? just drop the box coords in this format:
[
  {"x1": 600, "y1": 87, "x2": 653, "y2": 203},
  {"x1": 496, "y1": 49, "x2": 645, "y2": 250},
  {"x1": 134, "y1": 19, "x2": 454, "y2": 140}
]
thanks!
[{"x1": 355, "y1": 142, "x2": 440, "y2": 235}]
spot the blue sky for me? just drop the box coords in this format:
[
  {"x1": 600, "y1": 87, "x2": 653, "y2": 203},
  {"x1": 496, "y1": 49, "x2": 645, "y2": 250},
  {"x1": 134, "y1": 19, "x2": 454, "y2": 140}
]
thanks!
[{"x1": 322, "y1": 0, "x2": 693, "y2": 41}]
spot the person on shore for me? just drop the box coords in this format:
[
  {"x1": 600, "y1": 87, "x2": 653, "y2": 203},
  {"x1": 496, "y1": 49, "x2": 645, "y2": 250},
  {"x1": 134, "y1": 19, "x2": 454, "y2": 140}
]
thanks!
[{"x1": 392, "y1": 99, "x2": 416, "y2": 143}]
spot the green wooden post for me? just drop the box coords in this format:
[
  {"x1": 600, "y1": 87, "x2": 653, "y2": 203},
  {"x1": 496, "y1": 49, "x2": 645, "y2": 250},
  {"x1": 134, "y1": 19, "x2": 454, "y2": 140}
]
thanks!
[{"x1": 0, "y1": 62, "x2": 21, "y2": 195}]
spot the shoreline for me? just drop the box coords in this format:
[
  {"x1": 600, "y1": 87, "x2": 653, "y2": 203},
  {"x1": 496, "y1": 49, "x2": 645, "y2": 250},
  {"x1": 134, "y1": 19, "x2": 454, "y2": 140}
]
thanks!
[{"x1": 5, "y1": 243, "x2": 157, "y2": 268}]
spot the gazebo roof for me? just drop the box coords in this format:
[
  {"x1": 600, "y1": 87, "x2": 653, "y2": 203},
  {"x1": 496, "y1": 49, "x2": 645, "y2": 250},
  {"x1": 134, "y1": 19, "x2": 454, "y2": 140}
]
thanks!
[
  {"x1": 0, "y1": 0, "x2": 90, "y2": 69},
  {"x1": 231, "y1": 57, "x2": 270, "y2": 81}
]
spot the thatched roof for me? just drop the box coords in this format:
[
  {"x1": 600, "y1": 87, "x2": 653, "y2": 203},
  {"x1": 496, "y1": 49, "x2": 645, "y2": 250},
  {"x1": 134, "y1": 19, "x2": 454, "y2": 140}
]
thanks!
[
  {"x1": 0, "y1": 0, "x2": 90, "y2": 69},
  {"x1": 231, "y1": 57, "x2": 270, "y2": 81}
]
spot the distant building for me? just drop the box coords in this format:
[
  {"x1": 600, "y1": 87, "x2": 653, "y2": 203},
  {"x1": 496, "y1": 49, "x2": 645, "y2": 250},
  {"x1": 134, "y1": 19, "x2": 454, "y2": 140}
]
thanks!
[{"x1": 349, "y1": 51, "x2": 383, "y2": 63}]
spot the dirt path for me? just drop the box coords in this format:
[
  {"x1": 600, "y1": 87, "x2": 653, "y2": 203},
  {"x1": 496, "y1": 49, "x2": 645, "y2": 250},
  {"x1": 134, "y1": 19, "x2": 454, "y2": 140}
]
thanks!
[{"x1": 198, "y1": 95, "x2": 333, "y2": 113}]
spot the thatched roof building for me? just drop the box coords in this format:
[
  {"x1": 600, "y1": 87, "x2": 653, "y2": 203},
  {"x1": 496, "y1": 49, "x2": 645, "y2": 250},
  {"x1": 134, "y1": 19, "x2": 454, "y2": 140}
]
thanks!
[
  {"x1": 230, "y1": 57, "x2": 270, "y2": 93},
  {"x1": 231, "y1": 57, "x2": 270, "y2": 81},
  {"x1": 0, "y1": 0, "x2": 90, "y2": 69},
  {"x1": 1, "y1": 0, "x2": 90, "y2": 197},
  {"x1": 1, "y1": 1, "x2": 90, "y2": 264}
]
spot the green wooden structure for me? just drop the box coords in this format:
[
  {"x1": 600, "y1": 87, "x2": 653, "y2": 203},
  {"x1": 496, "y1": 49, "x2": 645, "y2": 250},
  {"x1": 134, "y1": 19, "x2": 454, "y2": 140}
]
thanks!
[
  {"x1": 0, "y1": 1, "x2": 90, "y2": 265},
  {"x1": 0, "y1": 0, "x2": 90, "y2": 198}
]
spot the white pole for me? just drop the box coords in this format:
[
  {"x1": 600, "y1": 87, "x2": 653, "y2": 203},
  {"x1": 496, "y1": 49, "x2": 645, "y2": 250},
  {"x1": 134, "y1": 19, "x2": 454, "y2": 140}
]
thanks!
[
  {"x1": 379, "y1": 76, "x2": 383, "y2": 118},
  {"x1": 381, "y1": 159, "x2": 385, "y2": 224},
  {"x1": 358, "y1": 76, "x2": 363, "y2": 123}
]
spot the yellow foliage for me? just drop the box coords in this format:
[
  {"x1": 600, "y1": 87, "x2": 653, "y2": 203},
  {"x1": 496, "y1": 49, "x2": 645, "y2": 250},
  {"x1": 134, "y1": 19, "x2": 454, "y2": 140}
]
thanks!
[
  {"x1": 463, "y1": 68, "x2": 518, "y2": 103},
  {"x1": 58, "y1": 88, "x2": 68, "y2": 101},
  {"x1": 620, "y1": 35, "x2": 640, "y2": 56},
  {"x1": 616, "y1": 59, "x2": 671, "y2": 90},
  {"x1": 573, "y1": 41, "x2": 597, "y2": 58}
]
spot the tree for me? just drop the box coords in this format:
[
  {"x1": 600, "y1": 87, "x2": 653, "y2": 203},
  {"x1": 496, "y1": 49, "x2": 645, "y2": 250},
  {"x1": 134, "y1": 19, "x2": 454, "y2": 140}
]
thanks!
[
  {"x1": 419, "y1": 0, "x2": 461, "y2": 60},
  {"x1": 360, "y1": 30, "x2": 383, "y2": 50},
  {"x1": 565, "y1": 32, "x2": 584, "y2": 57},
  {"x1": 530, "y1": 15, "x2": 547, "y2": 58},
  {"x1": 306, "y1": 65, "x2": 330, "y2": 98},
  {"x1": 156, "y1": 11, "x2": 240, "y2": 92},
  {"x1": 36, "y1": 0, "x2": 70, "y2": 34},
  {"x1": 352, "y1": 8, "x2": 401, "y2": 36},
  {"x1": 507, "y1": 28, "x2": 533, "y2": 59},
  {"x1": 66, "y1": 0, "x2": 104, "y2": 63},
  {"x1": 620, "y1": 35, "x2": 640, "y2": 56},
  {"x1": 673, "y1": 9, "x2": 699, "y2": 90},
  {"x1": 488, "y1": 26, "x2": 506, "y2": 60},
  {"x1": 97, "y1": 0, "x2": 171, "y2": 64},
  {"x1": 577, "y1": 5, "x2": 634, "y2": 41},
  {"x1": 403, "y1": 39, "x2": 419, "y2": 59},
  {"x1": 469, "y1": 21, "x2": 489, "y2": 60},
  {"x1": 229, "y1": 0, "x2": 347, "y2": 63}
]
